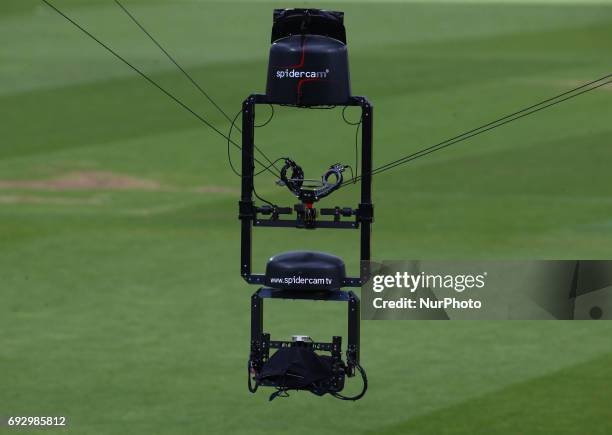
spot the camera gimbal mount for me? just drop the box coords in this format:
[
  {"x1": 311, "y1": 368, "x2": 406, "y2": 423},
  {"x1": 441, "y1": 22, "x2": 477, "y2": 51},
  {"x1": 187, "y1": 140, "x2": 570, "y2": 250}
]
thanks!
[{"x1": 278, "y1": 159, "x2": 347, "y2": 202}]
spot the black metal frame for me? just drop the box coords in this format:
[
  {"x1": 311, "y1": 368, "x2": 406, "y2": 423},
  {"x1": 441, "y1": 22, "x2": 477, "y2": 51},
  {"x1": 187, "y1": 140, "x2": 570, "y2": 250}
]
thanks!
[
  {"x1": 249, "y1": 288, "x2": 361, "y2": 377},
  {"x1": 241, "y1": 94, "x2": 372, "y2": 395},
  {"x1": 238, "y1": 94, "x2": 374, "y2": 286}
]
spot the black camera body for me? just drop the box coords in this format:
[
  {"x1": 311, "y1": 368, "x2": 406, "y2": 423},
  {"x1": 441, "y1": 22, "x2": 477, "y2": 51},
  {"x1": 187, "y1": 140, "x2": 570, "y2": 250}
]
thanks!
[{"x1": 254, "y1": 336, "x2": 347, "y2": 399}]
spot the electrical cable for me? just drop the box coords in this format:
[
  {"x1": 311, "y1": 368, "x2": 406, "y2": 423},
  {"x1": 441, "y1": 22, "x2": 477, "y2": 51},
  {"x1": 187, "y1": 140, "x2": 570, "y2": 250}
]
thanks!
[
  {"x1": 341, "y1": 105, "x2": 361, "y2": 125},
  {"x1": 226, "y1": 109, "x2": 243, "y2": 177},
  {"x1": 353, "y1": 121, "x2": 361, "y2": 182},
  {"x1": 253, "y1": 185, "x2": 277, "y2": 207},
  {"x1": 341, "y1": 106, "x2": 362, "y2": 183},
  {"x1": 227, "y1": 108, "x2": 283, "y2": 206},
  {"x1": 247, "y1": 365, "x2": 258, "y2": 393},
  {"x1": 254, "y1": 104, "x2": 275, "y2": 128},
  {"x1": 227, "y1": 108, "x2": 284, "y2": 180},
  {"x1": 331, "y1": 363, "x2": 368, "y2": 401}
]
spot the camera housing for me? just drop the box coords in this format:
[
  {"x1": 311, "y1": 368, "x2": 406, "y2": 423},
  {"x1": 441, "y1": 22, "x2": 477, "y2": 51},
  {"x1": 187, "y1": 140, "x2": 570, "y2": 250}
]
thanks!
[{"x1": 266, "y1": 9, "x2": 351, "y2": 106}]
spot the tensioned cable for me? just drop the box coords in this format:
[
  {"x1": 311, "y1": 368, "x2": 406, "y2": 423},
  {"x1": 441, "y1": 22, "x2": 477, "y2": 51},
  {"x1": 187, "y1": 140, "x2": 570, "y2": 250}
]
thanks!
[
  {"x1": 226, "y1": 108, "x2": 284, "y2": 178},
  {"x1": 370, "y1": 74, "x2": 612, "y2": 176},
  {"x1": 41, "y1": 0, "x2": 281, "y2": 178},
  {"x1": 225, "y1": 107, "x2": 285, "y2": 206},
  {"x1": 341, "y1": 74, "x2": 612, "y2": 187},
  {"x1": 114, "y1": 0, "x2": 281, "y2": 173},
  {"x1": 368, "y1": 77, "x2": 612, "y2": 178},
  {"x1": 43, "y1": 0, "x2": 610, "y2": 188}
]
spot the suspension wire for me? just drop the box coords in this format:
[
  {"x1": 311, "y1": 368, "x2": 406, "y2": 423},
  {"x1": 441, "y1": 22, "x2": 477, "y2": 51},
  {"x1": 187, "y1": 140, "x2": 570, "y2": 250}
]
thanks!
[
  {"x1": 369, "y1": 77, "x2": 612, "y2": 179},
  {"x1": 371, "y1": 74, "x2": 612, "y2": 177},
  {"x1": 355, "y1": 123, "x2": 361, "y2": 182},
  {"x1": 341, "y1": 74, "x2": 612, "y2": 187},
  {"x1": 114, "y1": 0, "x2": 281, "y2": 173},
  {"x1": 227, "y1": 108, "x2": 284, "y2": 177},
  {"x1": 227, "y1": 108, "x2": 284, "y2": 207},
  {"x1": 114, "y1": 0, "x2": 231, "y2": 124},
  {"x1": 41, "y1": 0, "x2": 280, "y2": 179},
  {"x1": 42, "y1": 0, "x2": 611, "y2": 189}
]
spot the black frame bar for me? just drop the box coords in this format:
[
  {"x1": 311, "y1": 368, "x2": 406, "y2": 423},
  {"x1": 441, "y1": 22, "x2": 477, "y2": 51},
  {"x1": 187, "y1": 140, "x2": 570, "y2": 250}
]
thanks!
[
  {"x1": 249, "y1": 288, "x2": 361, "y2": 376},
  {"x1": 238, "y1": 94, "x2": 373, "y2": 286}
]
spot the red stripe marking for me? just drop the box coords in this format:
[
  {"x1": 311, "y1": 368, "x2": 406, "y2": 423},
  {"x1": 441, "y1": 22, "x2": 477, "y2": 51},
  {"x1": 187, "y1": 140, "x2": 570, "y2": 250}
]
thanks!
[{"x1": 284, "y1": 38, "x2": 307, "y2": 69}]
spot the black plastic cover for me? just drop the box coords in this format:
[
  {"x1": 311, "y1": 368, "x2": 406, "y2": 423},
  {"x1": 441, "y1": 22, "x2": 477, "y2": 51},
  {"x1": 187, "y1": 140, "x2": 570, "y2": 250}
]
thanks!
[
  {"x1": 266, "y1": 8, "x2": 351, "y2": 106},
  {"x1": 256, "y1": 346, "x2": 344, "y2": 398},
  {"x1": 265, "y1": 251, "x2": 346, "y2": 291},
  {"x1": 266, "y1": 34, "x2": 351, "y2": 106},
  {"x1": 271, "y1": 8, "x2": 346, "y2": 43}
]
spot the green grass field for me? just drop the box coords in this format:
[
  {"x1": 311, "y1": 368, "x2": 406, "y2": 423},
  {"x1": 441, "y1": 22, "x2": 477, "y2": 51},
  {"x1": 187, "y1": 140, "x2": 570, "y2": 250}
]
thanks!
[{"x1": 1, "y1": 0, "x2": 612, "y2": 434}]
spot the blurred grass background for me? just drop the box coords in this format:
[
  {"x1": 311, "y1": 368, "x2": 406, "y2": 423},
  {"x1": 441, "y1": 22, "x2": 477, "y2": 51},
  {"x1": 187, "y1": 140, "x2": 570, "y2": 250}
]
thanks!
[{"x1": 1, "y1": 1, "x2": 611, "y2": 434}]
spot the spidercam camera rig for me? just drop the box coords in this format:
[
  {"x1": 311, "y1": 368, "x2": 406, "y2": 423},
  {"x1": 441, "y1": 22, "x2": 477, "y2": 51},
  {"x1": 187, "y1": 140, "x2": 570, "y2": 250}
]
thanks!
[
  {"x1": 240, "y1": 9, "x2": 372, "y2": 401},
  {"x1": 42, "y1": 0, "x2": 612, "y2": 405}
]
